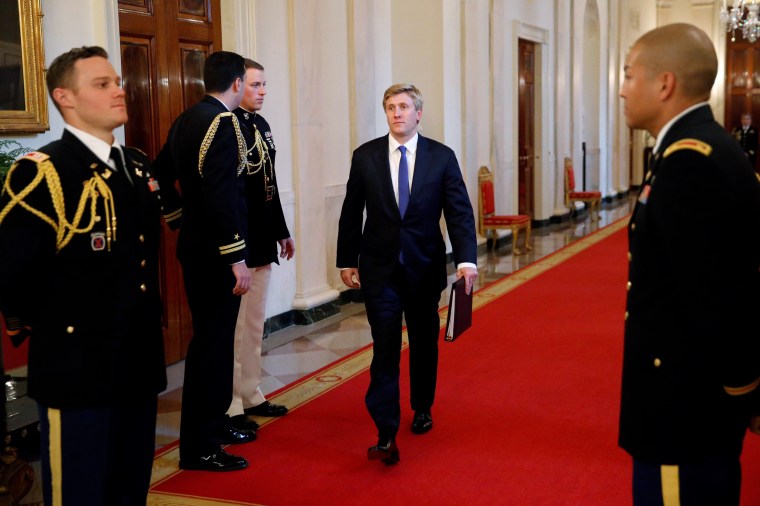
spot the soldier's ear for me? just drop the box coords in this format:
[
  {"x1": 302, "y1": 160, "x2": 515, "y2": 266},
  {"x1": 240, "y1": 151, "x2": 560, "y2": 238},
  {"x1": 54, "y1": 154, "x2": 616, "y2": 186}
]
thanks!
[
  {"x1": 53, "y1": 87, "x2": 74, "y2": 110},
  {"x1": 657, "y1": 71, "x2": 676, "y2": 101}
]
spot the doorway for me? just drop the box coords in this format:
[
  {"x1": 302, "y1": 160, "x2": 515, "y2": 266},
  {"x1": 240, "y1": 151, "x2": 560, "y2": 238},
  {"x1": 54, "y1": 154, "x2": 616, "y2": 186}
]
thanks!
[
  {"x1": 518, "y1": 38, "x2": 535, "y2": 217},
  {"x1": 725, "y1": 37, "x2": 760, "y2": 173},
  {"x1": 118, "y1": 0, "x2": 222, "y2": 364}
]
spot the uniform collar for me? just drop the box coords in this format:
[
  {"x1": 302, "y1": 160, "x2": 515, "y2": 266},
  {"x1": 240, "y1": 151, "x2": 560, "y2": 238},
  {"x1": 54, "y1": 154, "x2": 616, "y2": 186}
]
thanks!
[
  {"x1": 64, "y1": 124, "x2": 119, "y2": 165},
  {"x1": 653, "y1": 101, "x2": 709, "y2": 155}
]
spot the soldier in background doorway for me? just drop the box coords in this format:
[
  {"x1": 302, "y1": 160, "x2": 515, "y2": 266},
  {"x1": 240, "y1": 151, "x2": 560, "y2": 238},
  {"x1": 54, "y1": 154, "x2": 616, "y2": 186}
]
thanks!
[{"x1": 732, "y1": 112, "x2": 758, "y2": 168}]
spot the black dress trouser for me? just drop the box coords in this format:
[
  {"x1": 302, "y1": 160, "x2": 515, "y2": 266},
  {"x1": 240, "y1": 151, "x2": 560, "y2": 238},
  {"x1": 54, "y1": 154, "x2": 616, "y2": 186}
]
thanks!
[
  {"x1": 363, "y1": 263, "x2": 442, "y2": 439},
  {"x1": 179, "y1": 257, "x2": 241, "y2": 459}
]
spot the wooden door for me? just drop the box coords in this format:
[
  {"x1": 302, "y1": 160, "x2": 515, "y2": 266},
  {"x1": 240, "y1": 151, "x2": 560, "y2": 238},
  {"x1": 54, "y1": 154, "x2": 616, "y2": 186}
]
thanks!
[
  {"x1": 517, "y1": 39, "x2": 535, "y2": 217},
  {"x1": 118, "y1": 0, "x2": 222, "y2": 364},
  {"x1": 725, "y1": 38, "x2": 760, "y2": 173}
]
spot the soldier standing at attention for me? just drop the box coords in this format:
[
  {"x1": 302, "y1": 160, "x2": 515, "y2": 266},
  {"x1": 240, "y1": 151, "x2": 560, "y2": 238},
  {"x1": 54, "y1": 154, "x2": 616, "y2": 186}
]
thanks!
[
  {"x1": 731, "y1": 112, "x2": 758, "y2": 169},
  {"x1": 225, "y1": 58, "x2": 293, "y2": 434},
  {"x1": 619, "y1": 23, "x2": 760, "y2": 505},
  {"x1": 0, "y1": 46, "x2": 167, "y2": 505},
  {"x1": 153, "y1": 50, "x2": 255, "y2": 472}
]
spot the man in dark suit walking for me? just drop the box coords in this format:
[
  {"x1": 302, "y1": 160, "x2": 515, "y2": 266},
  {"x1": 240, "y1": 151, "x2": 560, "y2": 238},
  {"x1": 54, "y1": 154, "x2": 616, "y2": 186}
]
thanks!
[
  {"x1": 154, "y1": 51, "x2": 254, "y2": 472},
  {"x1": 0, "y1": 46, "x2": 166, "y2": 505},
  {"x1": 619, "y1": 23, "x2": 760, "y2": 504},
  {"x1": 337, "y1": 83, "x2": 477, "y2": 464}
]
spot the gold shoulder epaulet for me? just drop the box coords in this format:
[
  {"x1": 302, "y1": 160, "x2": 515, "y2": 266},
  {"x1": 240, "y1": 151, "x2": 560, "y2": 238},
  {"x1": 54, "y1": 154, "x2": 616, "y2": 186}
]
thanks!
[
  {"x1": 20, "y1": 151, "x2": 50, "y2": 163},
  {"x1": 198, "y1": 112, "x2": 247, "y2": 177},
  {"x1": 663, "y1": 138, "x2": 712, "y2": 158}
]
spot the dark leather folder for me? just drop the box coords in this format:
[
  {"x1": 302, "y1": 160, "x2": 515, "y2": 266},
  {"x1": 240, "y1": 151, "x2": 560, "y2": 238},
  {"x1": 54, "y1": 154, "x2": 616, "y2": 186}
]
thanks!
[{"x1": 444, "y1": 277, "x2": 472, "y2": 342}]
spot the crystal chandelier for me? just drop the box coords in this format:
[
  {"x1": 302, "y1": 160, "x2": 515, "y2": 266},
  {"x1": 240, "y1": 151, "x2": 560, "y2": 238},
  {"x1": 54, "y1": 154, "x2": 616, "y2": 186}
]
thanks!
[{"x1": 720, "y1": 0, "x2": 760, "y2": 42}]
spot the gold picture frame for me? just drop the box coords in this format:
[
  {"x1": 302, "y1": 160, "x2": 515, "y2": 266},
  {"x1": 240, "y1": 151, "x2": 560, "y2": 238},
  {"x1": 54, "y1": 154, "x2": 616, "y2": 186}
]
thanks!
[{"x1": 0, "y1": 0, "x2": 48, "y2": 133}]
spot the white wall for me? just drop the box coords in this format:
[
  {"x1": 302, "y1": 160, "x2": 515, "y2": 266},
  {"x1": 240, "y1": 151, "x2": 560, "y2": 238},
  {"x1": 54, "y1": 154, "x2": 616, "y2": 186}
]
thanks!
[{"x1": 3, "y1": 0, "x2": 655, "y2": 320}]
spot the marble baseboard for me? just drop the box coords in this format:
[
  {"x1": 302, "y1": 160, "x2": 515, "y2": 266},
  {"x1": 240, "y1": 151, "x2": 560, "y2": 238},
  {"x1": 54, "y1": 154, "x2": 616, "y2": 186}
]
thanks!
[
  {"x1": 293, "y1": 298, "x2": 341, "y2": 325},
  {"x1": 263, "y1": 298, "x2": 343, "y2": 340}
]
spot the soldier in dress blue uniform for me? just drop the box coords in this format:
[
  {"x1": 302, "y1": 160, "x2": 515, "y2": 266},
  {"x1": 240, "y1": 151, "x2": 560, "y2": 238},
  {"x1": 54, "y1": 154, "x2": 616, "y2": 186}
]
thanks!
[
  {"x1": 0, "y1": 46, "x2": 167, "y2": 505},
  {"x1": 225, "y1": 59, "x2": 293, "y2": 434},
  {"x1": 731, "y1": 113, "x2": 758, "y2": 168},
  {"x1": 153, "y1": 50, "x2": 255, "y2": 472},
  {"x1": 619, "y1": 24, "x2": 760, "y2": 505}
]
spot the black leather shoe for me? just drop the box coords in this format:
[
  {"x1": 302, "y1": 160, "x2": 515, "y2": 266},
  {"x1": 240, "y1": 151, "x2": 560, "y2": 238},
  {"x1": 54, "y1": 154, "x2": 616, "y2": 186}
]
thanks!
[
  {"x1": 218, "y1": 426, "x2": 257, "y2": 444},
  {"x1": 244, "y1": 401, "x2": 289, "y2": 417},
  {"x1": 179, "y1": 449, "x2": 249, "y2": 472},
  {"x1": 411, "y1": 411, "x2": 433, "y2": 434},
  {"x1": 229, "y1": 414, "x2": 260, "y2": 431},
  {"x1": 367, "y1": 438, "x2": 400, "y2": 465}
]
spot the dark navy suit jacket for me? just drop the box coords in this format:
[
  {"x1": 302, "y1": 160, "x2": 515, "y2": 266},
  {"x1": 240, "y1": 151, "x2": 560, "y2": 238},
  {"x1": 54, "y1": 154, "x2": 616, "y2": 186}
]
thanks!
[{"x1": 337, "y1": 134, "x2": 476, "y2": 296}]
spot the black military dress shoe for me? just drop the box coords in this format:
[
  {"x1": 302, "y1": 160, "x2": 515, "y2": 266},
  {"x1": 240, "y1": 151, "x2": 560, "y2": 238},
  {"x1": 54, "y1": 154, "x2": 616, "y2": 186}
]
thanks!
[
  {"x1": 218, "y1": 426, "x2": 257, "y2": 444},
  {"x1": 411, "y1": 411, "x2": 433, "y2": 434},
  {"x1": 229, "y1": 414, "x2": 260, "y2": 431},
  {"x1": 244, "y1": 401, "x2": 289, "y2": 417},
  {"x1": 367, "y1": 438, "x2": 400, "y2": 465},
  {"x1": 179, "y1": 449, "x2": 249, "y2": 472}
]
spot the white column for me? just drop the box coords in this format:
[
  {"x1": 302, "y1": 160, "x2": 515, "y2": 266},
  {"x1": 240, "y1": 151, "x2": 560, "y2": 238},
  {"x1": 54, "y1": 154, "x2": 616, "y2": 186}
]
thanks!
[{"x1": 288, "y1": 0, "x2": 342, "y2": 312}]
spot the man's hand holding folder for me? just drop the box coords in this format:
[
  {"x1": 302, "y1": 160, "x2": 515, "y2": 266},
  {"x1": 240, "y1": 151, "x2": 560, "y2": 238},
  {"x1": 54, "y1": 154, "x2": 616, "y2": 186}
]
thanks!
[{"x1": 445, "y1": 266, "x2": 477, "y2": 341}]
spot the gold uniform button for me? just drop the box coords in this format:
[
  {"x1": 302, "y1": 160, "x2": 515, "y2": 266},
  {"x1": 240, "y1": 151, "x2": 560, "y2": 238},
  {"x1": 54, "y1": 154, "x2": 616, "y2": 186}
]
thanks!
[
  {"x1": 631, "y1": 223, "x2": 636, "y2": 231},
  {"x1": 626, "y1": 281, "x2": 632, "y2": 291},
  {"x1": 653, "y1": 358, "x2": 662, "y2": 368},
  {"x1": 140, "y1": 259, "x2": 146, "y2": 268},
  {"x1": 95, "y1": 215, "x2": 102, "y2": 222},
  {"x1": 66, "y1": 326, "x2": 75, "y2": 334},
  {"x1": 627, "y1": 252, "x2": 632, "y2": 262},
  {"x1": 140, "y1": 284, "x2": 147, "y2": 292},
  {"x1": 624, "y1": 311, "x2": 629, "y2": 320},
  {"x1": 139, "y1": 234, "x2": 145, "y2": 243}
]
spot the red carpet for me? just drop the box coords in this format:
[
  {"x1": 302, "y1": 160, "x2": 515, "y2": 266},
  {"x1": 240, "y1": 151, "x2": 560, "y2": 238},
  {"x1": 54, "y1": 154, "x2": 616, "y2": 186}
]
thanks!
[{"x1": 150, "y1": 220, "x2": 760, "y2": 505}]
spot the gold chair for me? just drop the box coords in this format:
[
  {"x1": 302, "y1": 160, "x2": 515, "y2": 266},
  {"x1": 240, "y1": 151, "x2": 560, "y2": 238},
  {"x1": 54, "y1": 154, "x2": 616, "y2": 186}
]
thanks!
[
  {"x1": 564, "y1": 157, "x2": 601, "y2": 221},
  {"x1": 477, "y1": 166, "x2": 532, "y2": 255}
]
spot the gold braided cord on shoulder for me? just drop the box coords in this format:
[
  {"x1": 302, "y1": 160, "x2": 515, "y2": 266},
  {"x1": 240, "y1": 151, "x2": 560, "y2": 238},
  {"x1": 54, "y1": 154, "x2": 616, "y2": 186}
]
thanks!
[
  {"x1": 0, "y1": 160, "x2": 117, "y2": 252},
  {"x1": 198, "y1": 112, "x2": 248, "y2": 177}
]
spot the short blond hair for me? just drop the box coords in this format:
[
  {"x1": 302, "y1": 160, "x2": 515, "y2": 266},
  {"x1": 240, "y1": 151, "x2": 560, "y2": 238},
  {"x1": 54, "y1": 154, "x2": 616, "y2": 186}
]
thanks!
[{"x1": 382, "y1": 84, "x2": 423, "y2": 111}]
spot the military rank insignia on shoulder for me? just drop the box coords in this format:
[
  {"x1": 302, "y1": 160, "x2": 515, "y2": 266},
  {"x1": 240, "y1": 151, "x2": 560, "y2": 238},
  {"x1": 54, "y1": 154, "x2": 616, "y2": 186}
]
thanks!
[
  {"x1": 20, "y1": 151, "x2": 51, "y2": 163},
  {"x1": 663, "y1": 138, "x2": 712, "y2": 158}
]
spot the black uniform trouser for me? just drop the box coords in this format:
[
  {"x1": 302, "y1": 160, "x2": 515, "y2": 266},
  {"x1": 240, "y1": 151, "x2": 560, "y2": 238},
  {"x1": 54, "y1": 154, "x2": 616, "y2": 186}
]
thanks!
[
  {"x1": 632, "y1": 456, "x2": 741, "y2": 506},
  {"x1": 363, "y1": 264, "x2": 442, "y2": 439},
  {"x1": 179, "y1": 258, "x2": 241, "y2": 459},
  {"x1": 38, "y1": 397, "x2": 158, "y2": 506}
]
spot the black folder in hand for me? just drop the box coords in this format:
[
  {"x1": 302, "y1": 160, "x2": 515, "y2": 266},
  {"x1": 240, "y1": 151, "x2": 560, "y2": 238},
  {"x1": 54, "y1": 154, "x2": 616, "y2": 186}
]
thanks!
[{"x1": 444, "y1": 277, "x2": 472, "y2": 342}]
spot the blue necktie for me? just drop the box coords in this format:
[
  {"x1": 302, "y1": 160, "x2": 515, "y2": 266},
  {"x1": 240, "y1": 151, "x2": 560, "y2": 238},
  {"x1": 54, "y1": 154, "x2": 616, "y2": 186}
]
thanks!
[{"x1": 398, "y1": 145, "x2": 409, "y2": 218}]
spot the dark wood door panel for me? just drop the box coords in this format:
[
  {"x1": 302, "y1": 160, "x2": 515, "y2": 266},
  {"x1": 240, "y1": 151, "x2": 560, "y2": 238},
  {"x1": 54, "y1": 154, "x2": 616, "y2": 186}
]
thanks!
[
  {"x1": 518, "y1": 39, "x2": 535, "y2": 217},
  {"x1": 178, "y1": 45, "x2": 208, "y2": 110},
  {"x1": 121, "y1": 38, "x2": 158, "y2": 157},
  {"x1": 119, "y1": 0, "x2": 221, "y2": 364},
  {"x1": 725, "y1": 38, "x2": 760, "y2": 173}
]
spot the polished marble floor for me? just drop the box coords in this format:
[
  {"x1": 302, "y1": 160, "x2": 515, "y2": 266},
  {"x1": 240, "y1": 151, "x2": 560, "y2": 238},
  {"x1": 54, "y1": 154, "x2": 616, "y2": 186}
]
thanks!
[{"x1": 155, "y1": 197, "x2": 634, "y2": 449}]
